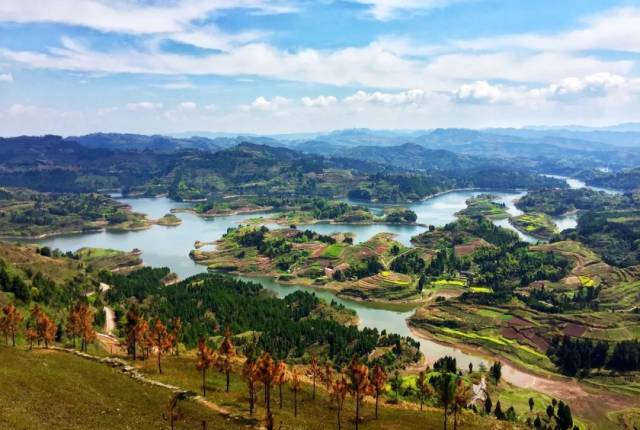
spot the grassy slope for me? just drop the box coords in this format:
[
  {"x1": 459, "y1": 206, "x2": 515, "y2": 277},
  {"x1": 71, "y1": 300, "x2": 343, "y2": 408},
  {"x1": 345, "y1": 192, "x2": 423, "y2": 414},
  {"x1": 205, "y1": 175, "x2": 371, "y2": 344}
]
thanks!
[
  {"x1": 132, "y1": 353, "x2": 516, "y2": 430},
  {"x1": 0, "y1": 347, "x2": 245, "y2": 430}
]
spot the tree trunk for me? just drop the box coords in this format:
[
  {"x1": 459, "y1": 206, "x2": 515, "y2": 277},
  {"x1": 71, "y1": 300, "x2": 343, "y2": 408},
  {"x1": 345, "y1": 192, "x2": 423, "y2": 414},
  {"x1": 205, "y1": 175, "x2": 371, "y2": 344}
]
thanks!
[
  {"x1": 226, "y1": 369, "x2": 230, "y2": 392},
  {"x1": 132, "y1": 337, "x2": 136, "y2": 360},
  {"x1": 375, "y1": 393, "x2": 379, "y2": 419},
  {"x1": 443, "y1": 404, "x2": 448, "y2": 430},
  {"x1": 312, "y1": 377, "x2": 316, "y2": 400},
  {"x1": 355, "y1": 393, "x2": 360, "y2": 430},
  {"x1": 249, "y1": 386, "x2": 254, "y2": 415},
  {"x1": 12, "y1": 331, "x2": 16, "y2": 347},
  {"x1": 202, "y1": 369, "x2": 206, "y2": 396},
  {"x1": 294, "y1": 390, "x2": 298, "y2": 417},
  {"x1": 454, "y1": 405, "x2": 458, "y2": 430},
  {"x1": 158, "y1": 352, "x2": 162, "y2": 374},
  {"x1": 337, "y1": 405, "x2": 341, "y2": 430},
  {"x1": 279, "y1": 384, "x2": 283, "y2": 409},
  {"x1": 266, "y1": 385, "x2": 271, "y2": 416},
  {"x1": 420, "y1": 394, "x2": 423, "y2": 411}
]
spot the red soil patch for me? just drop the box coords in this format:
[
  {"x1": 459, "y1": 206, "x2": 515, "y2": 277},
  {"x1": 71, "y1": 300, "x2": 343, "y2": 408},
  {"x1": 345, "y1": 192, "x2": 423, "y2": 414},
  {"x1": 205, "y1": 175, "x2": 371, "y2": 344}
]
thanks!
[
  {"x1": 454, "y1": 239, "x2": 492, "y2": 257},
  {"x1": 563, "y1": 323, "x2": 587, "y2": 337},
  {"x1": 507, "y1": 316, "x2": 531, "y2": 327}
]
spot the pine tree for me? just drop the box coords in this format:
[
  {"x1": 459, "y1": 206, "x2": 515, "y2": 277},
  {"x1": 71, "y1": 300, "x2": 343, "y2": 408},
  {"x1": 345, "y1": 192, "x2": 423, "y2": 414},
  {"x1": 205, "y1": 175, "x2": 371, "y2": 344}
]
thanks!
[
  {"x1": 453, "y1": 378, "x2": 471, "y2": 430},
  {"x1": 40, "y1": 313, "x2": 57, "y2": 348},
  {"x1": 0, "y1": 303, "x2": 23, "y2": 346},
  {"x1": 274, "y1": 360, "x2": 288, "y2": 409},
  {"x1": 124, "y1": 305, "x2": 141, "y2": 360},
  {"x1": 529, "y1": 397, "x2": 535, "y2": 412},
  {"x1": 306, "y1": 353, "x2": 322, "y2": 400},
  {"x1": 256, "y1": 352, "x2": 276, "y2": 422},
  {"x1": 290, "y1": 367, "x2": 302, "y2": 417},
  {"x1": 218, "y1": 326, "x2": 236, "y2": 392},
  {"x1": 138, "y1": 318, "x2": 152, "y2": 360},
  {"x1": 331, "y1": 376, "x2": 349, "y2": 430},
  {"x1": 151, "y1": 319, "x2": 173, "y2": 374},
  {"x1": 490, "y1": 361, "x2": 502, "y2": 385},
  {"x1": 75, "y1": 302, "x2": 96, "y2": 352},
  {"x1": 430, "y1": 372, "x2": 456, "y2": 430},
  {"x1": 370, "y1": 365, "x2": 387, "y2": 419},
  {"x1": 484, "y1": 395, "x2": 492, "y2": 415},
  {"x1": 66, "y1": 303, "x2": 82, "y2": 349},
  {"x1": 556, "y1": 401, "x2": 573, "y2": 430},
  {"x1": 243, "y1": 355, "x2": 259, "y2": 416},
  {"x1": 390, "y1": 370, "x2": 402, "y2": 403},
  {"x1": 196, "y1": 338, "x2": 215, "y2": 396},
  {"x1": 416, "y1": 370, "x2": 432, "y2": 411},
  {"x1": 171, "y1": 317, "x2": 182, "y2": 356},
  {"x1": 346, "y1": 357, "x2": 370, "y2": 430},
  {"x1": 494, "y1": 400, "x2": 504, "y2": 420},
  {"x1": 323, "y1": 361, "x2": 334, "y2": 392}
]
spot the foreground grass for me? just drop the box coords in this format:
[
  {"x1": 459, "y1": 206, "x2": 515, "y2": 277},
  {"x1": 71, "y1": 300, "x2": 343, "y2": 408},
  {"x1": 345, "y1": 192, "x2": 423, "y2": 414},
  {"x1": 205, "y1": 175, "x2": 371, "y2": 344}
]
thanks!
[
  {"x1": 0, "y1": 347, "x2": 246, "y2": 430},
  {"x1": 133, "y1": 353, "x2": 516, "y2": 430}
]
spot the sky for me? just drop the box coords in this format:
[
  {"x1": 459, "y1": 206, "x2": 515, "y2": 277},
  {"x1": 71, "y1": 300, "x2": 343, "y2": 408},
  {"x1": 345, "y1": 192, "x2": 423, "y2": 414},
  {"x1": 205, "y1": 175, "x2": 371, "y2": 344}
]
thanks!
[{"x1": 0, "y1": 0, "x2": 639, "y2": 136}]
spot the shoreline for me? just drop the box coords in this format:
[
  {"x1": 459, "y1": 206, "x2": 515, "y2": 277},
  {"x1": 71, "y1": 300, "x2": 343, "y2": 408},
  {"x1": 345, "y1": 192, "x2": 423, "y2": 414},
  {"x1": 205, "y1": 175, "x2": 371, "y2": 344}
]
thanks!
[
  {"x1": 212, "y1": 267, "x2": 423, "y2": 311},
  {"x1": 405, "y1": 325, "x2": 637, "y2": 422},
  {"x1": 507, "y1": 216, "x2": 555, "y2": 241}
]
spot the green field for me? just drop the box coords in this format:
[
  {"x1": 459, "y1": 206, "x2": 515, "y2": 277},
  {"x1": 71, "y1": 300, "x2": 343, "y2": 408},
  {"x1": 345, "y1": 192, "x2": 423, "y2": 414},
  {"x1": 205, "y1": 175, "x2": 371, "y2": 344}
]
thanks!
[
  {"x1": 509, "y1": 212, "x2": 558, "y2": 239},
  {"x1": 321, "y1": 243, "x2": 347, "y2": 258}
]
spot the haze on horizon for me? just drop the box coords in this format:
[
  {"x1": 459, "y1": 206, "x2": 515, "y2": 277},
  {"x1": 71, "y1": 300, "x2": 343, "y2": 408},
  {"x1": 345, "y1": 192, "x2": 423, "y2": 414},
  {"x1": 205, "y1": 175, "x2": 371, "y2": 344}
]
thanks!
[{"x1": 0, "y1": 0, "x2": 639, "y2": 136}]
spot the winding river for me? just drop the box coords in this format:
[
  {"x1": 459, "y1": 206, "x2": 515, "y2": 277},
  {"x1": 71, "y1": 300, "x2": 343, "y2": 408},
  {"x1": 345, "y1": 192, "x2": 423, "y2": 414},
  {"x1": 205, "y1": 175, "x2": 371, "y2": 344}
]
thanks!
[{"x1": 23, "y1": 178, "x2": 606, "y2": 383}]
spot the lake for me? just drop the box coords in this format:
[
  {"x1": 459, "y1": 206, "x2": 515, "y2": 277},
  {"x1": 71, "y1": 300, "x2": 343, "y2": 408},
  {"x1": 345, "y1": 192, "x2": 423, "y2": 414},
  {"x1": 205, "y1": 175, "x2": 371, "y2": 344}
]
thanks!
[{"x1": 23, "y1": 184, "x2": 591, "y2": 370}]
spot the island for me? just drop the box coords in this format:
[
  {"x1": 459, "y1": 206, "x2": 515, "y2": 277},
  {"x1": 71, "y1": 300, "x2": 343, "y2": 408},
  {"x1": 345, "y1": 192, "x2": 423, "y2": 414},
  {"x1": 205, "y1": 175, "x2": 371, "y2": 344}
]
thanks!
[
  {"x1": 155, "y1": 213, "x2": 182, "y2": 226},
  {"x1": 0, "y1": 187, "x2": 152, "y2": 238},
  {"x1": 509, "y1": 212, "x2": 558, "y2": 240},
  {"x1": 455, "y1": 194, "x2": 509, "y2": 219},
  {"x1": 190, "y1": 225, "x2": 427, "y2": 304}
]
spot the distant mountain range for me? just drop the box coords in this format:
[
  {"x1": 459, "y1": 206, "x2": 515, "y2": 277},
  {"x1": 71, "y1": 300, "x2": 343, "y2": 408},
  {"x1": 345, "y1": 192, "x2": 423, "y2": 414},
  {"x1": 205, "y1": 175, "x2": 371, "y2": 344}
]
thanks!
[{"x1": 4, "y1": 125, "x2": 640, "y2": 183}]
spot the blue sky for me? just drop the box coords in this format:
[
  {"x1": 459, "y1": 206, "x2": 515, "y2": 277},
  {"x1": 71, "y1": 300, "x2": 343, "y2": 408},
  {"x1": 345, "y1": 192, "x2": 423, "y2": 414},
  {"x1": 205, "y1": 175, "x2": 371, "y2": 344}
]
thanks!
[{"x1": 0, "y1": 0, "x2": 639, "y2": 136}]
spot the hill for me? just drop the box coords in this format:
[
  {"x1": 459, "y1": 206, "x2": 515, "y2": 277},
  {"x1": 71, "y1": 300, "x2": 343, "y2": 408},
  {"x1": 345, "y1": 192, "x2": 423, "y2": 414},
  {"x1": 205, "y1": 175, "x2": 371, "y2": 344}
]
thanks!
[{"x1": 0, "y1": 347, "x2": 246, "y2": 430}]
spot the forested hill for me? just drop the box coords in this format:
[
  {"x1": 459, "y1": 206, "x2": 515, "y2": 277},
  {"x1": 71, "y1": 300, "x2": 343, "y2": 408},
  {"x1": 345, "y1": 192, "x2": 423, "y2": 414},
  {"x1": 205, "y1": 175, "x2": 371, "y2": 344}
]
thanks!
[
  {"x1": 66, "y1": 132, "x2": 224, "y2": 153},
  {"x1": 342, "y1": 143, "x2": 500, "y2": 171},
  {"x1": 0, "y1": 136, "x2": 565, "y2": 202}
]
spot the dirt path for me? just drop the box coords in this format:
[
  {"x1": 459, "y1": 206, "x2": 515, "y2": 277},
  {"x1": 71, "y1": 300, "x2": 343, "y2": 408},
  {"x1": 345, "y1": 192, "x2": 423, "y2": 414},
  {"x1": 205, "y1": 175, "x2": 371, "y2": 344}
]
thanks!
[
  {"x1": 99, "y1": 283, "x2": 117, "y2": 335},
  {"x1": 44, "y1": 347, "x2": 234, "y2": 418},
  {"x1": 103, "y1": 306, "x2": 116, "y2": 334},
  {"x1": 409, "y1": 326, "x2": 638, "y2": 424}
]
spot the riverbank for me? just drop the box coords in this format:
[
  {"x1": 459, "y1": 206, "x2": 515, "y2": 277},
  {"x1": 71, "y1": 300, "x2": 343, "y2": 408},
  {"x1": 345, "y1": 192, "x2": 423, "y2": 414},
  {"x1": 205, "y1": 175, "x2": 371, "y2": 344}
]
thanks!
[{"x1": 408, "y1": 326, "x2": 638, "y2": 427}]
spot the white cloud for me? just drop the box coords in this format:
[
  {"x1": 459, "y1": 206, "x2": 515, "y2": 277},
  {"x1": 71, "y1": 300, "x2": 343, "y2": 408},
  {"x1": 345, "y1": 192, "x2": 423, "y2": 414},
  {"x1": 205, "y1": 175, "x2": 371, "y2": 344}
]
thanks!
[
  {"x1": 546, "y1": 72, "x2": 627, "y2": 99},
  {"x1": 177, "y1": 101, "x2": 197, "y2": 111},
  {"x1": 452, "y1": 7, "x2": 640, "y2": 54},
  {"x1": 0, "y1": 73, "x2": 13, "y2": 82},
  {"x1": 0, "y1": 0, "x2": 294, "y2": 35},
  {"x1": 353, "y1": 0, "x2": 464, "y2": 20},
  {"x1": 453, "y1": 81, "x2": 511, "y2": 104},
  {"x1": 242, "y1": 96, "x2": 290, "y2": 112},
  {"x1": 7, "y1": 103, "x2": 37, "y2": 116},
  {"x1": 452, "y1": 73, "x2": 638, "y2": 105},
  {"x1": 126, "y1": 101, "x2": 163, "y2": 111},
  {"x1": 157, "y1": 80, "x2": 195, "y2": 90},
  {"x1": 97, "y1": 106, "x2": 119, "y2": 116},
  {"x1": 301, "y1": 95, "x2": 337, "y2": 108},
  {"x1": 344, "y1": 89, "x2": 428, "y2": 106}
]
